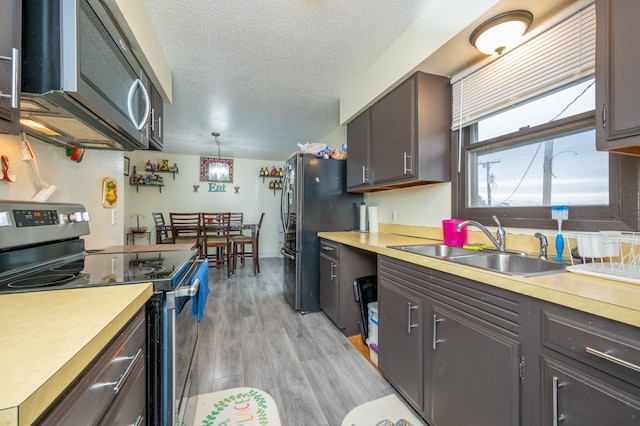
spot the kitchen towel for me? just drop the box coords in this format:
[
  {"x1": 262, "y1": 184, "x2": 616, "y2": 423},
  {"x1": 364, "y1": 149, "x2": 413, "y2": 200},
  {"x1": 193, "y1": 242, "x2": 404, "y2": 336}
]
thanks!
[
  {"x1": 359, "y1": 202, "x2": 367, "y2": 232},
  {"x1": 368, "y1": 206, "x2": 379, "y2": 233},
  {"x1": 191, "y1": 260, "x2": 210, "y2": 323}
]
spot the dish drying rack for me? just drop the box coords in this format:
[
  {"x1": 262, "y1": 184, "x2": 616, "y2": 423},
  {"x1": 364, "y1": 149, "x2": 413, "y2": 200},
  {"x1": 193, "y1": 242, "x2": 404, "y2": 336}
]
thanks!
[{"x1": 565, "y1": 231, "x2": 640, "y2": 285}]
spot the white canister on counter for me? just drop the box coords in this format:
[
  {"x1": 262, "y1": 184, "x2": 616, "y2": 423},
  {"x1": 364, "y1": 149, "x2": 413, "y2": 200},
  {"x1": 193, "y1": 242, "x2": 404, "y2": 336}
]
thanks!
[
  {"x1": 368, "y1": 206, "x2": 379, "y2": 233},
  {"x1": 359, "y1": 202, "x2": 367, "y2": 232}
]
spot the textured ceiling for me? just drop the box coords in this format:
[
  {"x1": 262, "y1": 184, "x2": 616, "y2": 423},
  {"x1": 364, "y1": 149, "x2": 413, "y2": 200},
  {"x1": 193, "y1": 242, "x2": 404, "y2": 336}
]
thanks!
[
  {"x1": 143, "y1": 0, "x2": 580, "y2": 161},
  {"x1": 143, "y1": 0, "x2": 436, "y2": 160}
]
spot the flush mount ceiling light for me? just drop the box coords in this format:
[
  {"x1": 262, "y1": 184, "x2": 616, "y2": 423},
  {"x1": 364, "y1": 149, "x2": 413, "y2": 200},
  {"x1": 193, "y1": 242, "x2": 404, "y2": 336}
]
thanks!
[{"x1": 470, "y1": 10, "x2": 533, "y2": 55}]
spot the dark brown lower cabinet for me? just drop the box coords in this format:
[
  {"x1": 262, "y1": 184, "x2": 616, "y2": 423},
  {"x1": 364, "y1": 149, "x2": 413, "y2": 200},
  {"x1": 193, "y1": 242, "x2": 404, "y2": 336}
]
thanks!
[
  {"x1": 429, "y1": 301, "x2": 520, "y2": 426},
  {"x1": 541, "y1": 357, "x2": 640, "y2": 425},
  {"x1": 378, "y1": 277, "x2": 424, "y2": 411},
  {"x1": 37, "y1": 309, "x2": 147, "y2": 425},
  {"x1": 377, "y1": 256, "x2": 528, "y2": 426},
  {"x1": 319, "y1": 240, "x2": 376, "y2": 336},
  {"x1": 534, "y1": 300, "x2": 640, "y2": 425},
  {"x1": 319, "y1": 240, "x2": 341, "y2": 327},
  {"x1": 372, "y1": 253, "x2": 640, "y2": 426}
]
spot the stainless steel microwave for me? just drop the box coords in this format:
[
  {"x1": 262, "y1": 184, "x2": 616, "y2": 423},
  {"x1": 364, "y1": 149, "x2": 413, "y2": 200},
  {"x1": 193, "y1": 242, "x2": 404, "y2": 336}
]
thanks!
[{"x1": 20, "y1": 0, "x2": 150, "y2": 151}]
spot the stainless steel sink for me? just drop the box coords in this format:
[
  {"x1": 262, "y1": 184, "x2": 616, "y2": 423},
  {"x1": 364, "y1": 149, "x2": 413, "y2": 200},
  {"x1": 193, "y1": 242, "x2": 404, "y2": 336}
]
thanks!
[
  {"x1": 388, "y1": 244, "x2": 478, "y2": 258},
  {"x1": 448, "y1": 252, "x2": 566, "y2": 277},
  {"x1": 388, "y1": 243, "x2": 566, "y2": 277}
]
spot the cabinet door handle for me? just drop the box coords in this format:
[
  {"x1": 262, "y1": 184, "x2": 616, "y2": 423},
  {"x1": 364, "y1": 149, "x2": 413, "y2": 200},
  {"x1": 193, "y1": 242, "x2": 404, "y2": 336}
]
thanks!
[
  {"x1": 432, "y1": 314, "x2": 444, "y2": 349},
  {"x1": 0, "y1": 48, "x2": 19, "y2": 108},
  {"x1": 552, "y1": 376, "x2": 566, "y2": 426},
  {"x1": 406, "y1": 302, "x2": 418, "y2": 334},
  {"x1": 92, "y1": 348, "x2": 143, "y2": 393},
  {"x1": 321, "y1": 246, "x2": 335, "y2": 251},
  {"x1": 586, "y1": 347, "x2": 640, "y2": 373},
  {"x1": 113, "y1": 348, "x2": 144, "y2": 393},
  {"x1": 362, "y1": 166, "x2": 370, "y2": 183},
  {"x1": 330, "y1": 262, "x2": 337, "y2": 280},
  {"x1": 158, "y1": 115, "x2": 162, "y2": 137},
  {"x1": 403, "y1": 152, "x2": 412, "y2": 174},
  {"x1": 601, "y1": 103, "x2": 607, "y2": 129}
]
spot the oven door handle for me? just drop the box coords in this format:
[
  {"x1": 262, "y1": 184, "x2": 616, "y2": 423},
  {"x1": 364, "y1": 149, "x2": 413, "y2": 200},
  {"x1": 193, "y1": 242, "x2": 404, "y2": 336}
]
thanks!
[{"x1": 174, "y1": 278, "x2": 200, "y2": 298}]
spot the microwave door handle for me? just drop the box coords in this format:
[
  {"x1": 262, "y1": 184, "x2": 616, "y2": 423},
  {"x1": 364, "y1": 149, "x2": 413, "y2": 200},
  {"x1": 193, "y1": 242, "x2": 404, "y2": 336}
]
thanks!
[
  {"x1": 0, "y1": 48, "x2": 19, "y2": 108},
  {"x1": 127, "y1": 79, "x2": 151, "y2": 130}
]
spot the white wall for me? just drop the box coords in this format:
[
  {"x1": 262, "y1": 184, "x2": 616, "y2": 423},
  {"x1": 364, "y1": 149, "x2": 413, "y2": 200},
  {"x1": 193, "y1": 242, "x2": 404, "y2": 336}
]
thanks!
[
  {"x1": 0, "y1": 135, "x2": 283, "y2": 255},
  {"x1": 364, "y1": 183, "x2": 452, "y2": 227},
  {"x1": 125, "y1": 151, "x2": 283, "y2": 257},
  {"x1": 0, "y1": 134, "x2": 125, "y2": 249}
]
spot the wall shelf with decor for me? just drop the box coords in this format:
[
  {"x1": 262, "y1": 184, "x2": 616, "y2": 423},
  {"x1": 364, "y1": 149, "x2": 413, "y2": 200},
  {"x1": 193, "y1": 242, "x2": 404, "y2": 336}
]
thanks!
[
  {"x1": 130, "y1": 182, "x2": 165, "y2": 193},
  {"x1": 156, "y1": 170, "x2": 179, "y2": 180},
  {"x1": 260, "y1": 177, "x2": 283, "y2": 196},
  {"x1": 258, "y1": 166, "x2": 284, "y2": 182}
]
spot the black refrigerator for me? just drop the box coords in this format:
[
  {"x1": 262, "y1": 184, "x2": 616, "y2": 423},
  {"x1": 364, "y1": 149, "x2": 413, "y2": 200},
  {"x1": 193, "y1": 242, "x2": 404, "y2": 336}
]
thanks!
[{"x1": 280, "y1": 154, "x2": 362, "y2": 312}]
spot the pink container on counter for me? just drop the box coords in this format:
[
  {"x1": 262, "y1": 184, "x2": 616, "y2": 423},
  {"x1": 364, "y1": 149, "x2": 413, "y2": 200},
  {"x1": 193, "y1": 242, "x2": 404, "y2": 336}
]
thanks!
[{"x1": 442, "y1": 219, "x2": 467, "y2": 247}]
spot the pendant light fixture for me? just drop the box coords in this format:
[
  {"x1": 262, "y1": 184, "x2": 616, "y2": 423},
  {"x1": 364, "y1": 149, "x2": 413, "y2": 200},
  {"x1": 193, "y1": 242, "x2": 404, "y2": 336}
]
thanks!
[
  {"x1": 470, "y1": 10, "x2": 533, "y2": 55},
  {"x1": 211, "y1": 132, "x2": 224, "y2": 179}
]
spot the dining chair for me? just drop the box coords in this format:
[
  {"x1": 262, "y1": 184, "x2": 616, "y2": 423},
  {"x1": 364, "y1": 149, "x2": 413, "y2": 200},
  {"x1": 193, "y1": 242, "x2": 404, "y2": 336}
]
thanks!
[
  {"x1": 201, "y1": 212, "x2": 232, "y2": 278},
  {"x1": 152, "y1": 212, "x2": 173, "y2": 244},
  {"x1": 169, "y1": 212, "x2": 202, "y2": 254},
  {"x1": 232, "y1": 212, "x2": 265, "y2": 275},
  {"x1": 229, "y1": 212, "x2": 244, "y2": 237}
]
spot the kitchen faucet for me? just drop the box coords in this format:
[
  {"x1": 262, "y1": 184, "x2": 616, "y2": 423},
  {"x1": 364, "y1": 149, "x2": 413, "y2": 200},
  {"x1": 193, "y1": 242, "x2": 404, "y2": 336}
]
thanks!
[
  {"x1": 456, "y1": 215, "x2": 506, "y2": 252},
  {"x1": 534, "y1": 232, "x2": 549, "y2": 260}
]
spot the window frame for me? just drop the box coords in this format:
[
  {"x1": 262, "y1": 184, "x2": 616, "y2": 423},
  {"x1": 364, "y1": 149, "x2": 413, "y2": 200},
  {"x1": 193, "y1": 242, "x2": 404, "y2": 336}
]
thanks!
[{"x1": 451, "y1": 111, "x2": 640, "y2": 232}]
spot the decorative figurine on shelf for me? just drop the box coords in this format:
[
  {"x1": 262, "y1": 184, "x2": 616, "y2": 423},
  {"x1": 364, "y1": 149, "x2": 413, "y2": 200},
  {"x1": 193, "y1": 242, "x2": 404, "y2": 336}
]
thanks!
[
  {"x1": 170, "y1": 163, "x2": 179, "y2": 172},
  {"x1": 259, "y1": 167, "x2": 264, "y2": 176},
  {"x1": 271, "y1": 165, "x2": 278, "y2": 176},
  {"x1": 279, "y1": 167, "x2": 284, "y2": 177},
  {"x1": 145, "y1": 160, "x2": 153, "y2": 171},
  {"x1": 269, "y1": 180, "x2": 275, "y2": 189},
  {"x1": 263, "y1": 166, "x2": 269, "y2": 176},
  {"x1": 161, "y1": 159, "x2": 169, "y2": 171}
]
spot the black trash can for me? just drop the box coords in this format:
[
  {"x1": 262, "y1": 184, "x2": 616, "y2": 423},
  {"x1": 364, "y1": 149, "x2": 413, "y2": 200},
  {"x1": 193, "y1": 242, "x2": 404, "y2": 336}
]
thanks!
[{"x1": 353, "y1": 275, "x2": 377, "y2": 343}]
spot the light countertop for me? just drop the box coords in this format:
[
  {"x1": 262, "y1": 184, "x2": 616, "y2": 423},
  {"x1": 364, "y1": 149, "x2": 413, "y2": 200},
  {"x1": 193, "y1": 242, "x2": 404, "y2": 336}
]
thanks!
[
  {"x1": 0, "y1": 283, "x2": 153, "y2": 426},
  {"x1": 318, "y1": 231, "x2": 640, "y2": 328}
]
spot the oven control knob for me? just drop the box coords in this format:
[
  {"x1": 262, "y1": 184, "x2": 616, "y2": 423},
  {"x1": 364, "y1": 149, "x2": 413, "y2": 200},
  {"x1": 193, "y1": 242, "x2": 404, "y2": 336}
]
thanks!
[{"x1": 67, "y1": 211, "x2": 88, "y2": 223}]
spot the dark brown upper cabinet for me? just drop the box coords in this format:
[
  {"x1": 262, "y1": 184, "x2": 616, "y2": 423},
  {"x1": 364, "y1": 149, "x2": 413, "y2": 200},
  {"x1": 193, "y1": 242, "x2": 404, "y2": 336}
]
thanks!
[
  {"x1": 148, "y1": 83, "x2": 164, "y2": 150},
  {"x1": 347, "y1": 71, "x2": 451, "y2": 192},
  {"x1": 596, "y1": 0, "x2": 640, "y2": 155},
  {"x1": 0, "y1": 0, "x2": 21, "y2": 135}
]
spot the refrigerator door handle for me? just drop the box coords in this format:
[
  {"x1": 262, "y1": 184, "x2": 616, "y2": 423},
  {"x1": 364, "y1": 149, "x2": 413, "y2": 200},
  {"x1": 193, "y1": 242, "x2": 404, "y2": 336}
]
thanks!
[{"x1": 280, "y1": 246, "x2": 295, "y2": 260}]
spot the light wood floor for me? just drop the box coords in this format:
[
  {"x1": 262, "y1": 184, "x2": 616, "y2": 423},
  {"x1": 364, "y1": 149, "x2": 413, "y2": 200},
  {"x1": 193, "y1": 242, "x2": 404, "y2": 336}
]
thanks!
[{"x1": 195, "y1": 257, "x2": 397, "y2": 425}]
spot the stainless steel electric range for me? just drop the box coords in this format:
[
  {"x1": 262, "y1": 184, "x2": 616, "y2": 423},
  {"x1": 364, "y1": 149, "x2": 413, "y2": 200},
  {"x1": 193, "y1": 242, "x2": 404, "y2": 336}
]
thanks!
[{"x1": 0, "y1": 200, "x2": 206, "y2": 426}]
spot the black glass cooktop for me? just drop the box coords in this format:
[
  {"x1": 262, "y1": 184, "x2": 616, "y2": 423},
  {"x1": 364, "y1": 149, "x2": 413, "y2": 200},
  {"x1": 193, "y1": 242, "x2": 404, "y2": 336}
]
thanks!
[{"x1": 0, "y1": 249, "x2": 198, "y2": 294}]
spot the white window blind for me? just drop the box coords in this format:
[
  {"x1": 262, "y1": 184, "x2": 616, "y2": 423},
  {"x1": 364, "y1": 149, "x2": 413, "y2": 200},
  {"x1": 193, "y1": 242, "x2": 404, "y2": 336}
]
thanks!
[{"x1": 452, "y1": 3, "x2": 595, "y2": 130}]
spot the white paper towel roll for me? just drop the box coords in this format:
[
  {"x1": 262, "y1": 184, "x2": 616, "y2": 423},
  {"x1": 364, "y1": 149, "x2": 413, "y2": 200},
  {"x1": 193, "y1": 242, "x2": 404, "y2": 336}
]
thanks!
[
  {"x1": 359, "y1": 203, "x2": 367, "y2": 232},
  {"x1": 368, "y1": 206, "x2": 379, "y2": 233}
]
